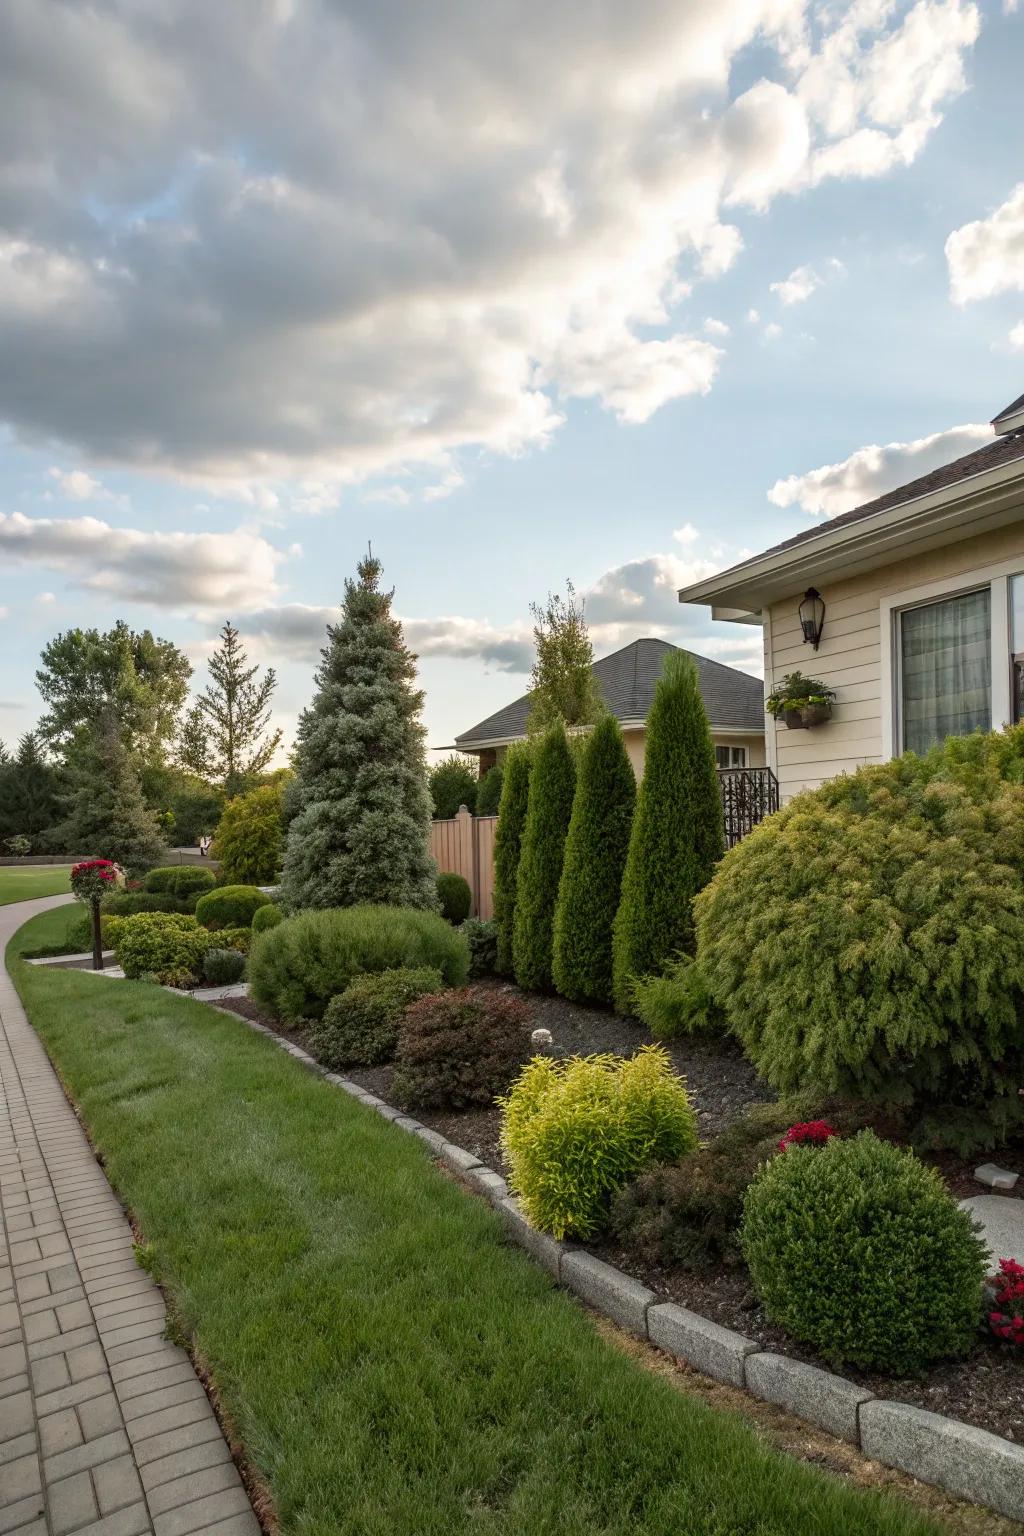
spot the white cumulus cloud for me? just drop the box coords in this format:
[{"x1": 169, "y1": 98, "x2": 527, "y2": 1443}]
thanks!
[
  {"x1": 946, "y1": 184, "x2": 1024, "y2": 304},
  {"x1": 768, "y1": 423, "x2": 994, "y2": 517}
]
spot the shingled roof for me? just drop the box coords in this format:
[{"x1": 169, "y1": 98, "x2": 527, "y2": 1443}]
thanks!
[{"x1": 454, "y1": 637, "x2": 764, "y2": 749}]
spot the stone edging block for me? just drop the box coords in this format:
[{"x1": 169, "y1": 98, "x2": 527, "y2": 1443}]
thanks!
[{"x1": 215, "y1": 997, "x2": 1023, "y2": 1523}]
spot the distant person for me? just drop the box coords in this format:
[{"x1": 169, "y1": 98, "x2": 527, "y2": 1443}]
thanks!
[{"x1": 199, "y1": 835, "x2": 212, "y2": 858}]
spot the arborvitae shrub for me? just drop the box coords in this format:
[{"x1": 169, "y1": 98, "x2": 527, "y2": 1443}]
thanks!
[
  {"x1": 251, "y1": 902, "x2": 283, "y2": 934},
  {"x1": 195, "y1": 885, "x2": 270, "y2": 930},
  {"x1": 202, "y1": 948, "x2": 247, "y2": 986},
  {"x1": 552, "y1": 714, "x2": 635, "y2": 1005},
  {"x1": 392, "y1": 988, "x2": 532, "y2": 1111},
  {"x1": 741, "y1": 1131, "x2": 987, "y2": 1374},
  {"x1": 211, "y1": 784, "x2": 284, "y2": 885},
  {"x1": 512, "y1": 725, "x2": 575, "y2": 991},
  {"x1": 436, "y1": 872, "x2": 472, "y2": 924},
  {"x1": 248, "y1": 904, "x2": 469, "y2": 1023},
  {"x1": 462, "y1": 917, "x2": 498, "y2": 978},
  {"x1": 612, "y1": 653, "x2": 723, "y2": 1013},
  {"x1": 696, "y1": 739, "x2": 1024, "y2": 1151},
  {"x1": 309, "y1": 967, "x2": 445, "y2": 1068},
  {"x1": 475, "y1": 764, "x2": 504, "y2": 817},
  {"x1": 499, "y1": 1047, "x2": 698, "y2": 1239},
  {"x1": 492, "y1": 744, "x2": 530, "y2": 975},
  {"x1": 631, "y1": 955, "x2": 722, "y2": 1037}
]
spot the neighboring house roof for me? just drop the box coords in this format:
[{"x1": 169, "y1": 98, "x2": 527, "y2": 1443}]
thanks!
[
  {"x1": 454, "y1": 637, "x2": 765, "y2": 749},
  {"x1": 678, "y1": 390, "x2": 1024, "y2": 616}
]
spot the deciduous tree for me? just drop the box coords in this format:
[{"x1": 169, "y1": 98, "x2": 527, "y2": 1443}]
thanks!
[{"x1": 527, "y1": 581, "x2": 602, "y2": 732}]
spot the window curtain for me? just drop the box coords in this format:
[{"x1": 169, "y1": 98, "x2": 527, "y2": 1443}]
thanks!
[{"x1": 900, "y1": 587, "x2": 991, "y2": 755}]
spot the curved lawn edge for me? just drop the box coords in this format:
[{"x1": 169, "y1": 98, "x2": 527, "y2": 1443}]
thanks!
[{"x1": 7, "y1": 907, "x2": 954, "y2": 1536}]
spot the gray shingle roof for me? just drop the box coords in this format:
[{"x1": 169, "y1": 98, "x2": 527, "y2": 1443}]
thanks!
[{"x1": 454, "y1": 638, "x2": 765, "y2": 748}]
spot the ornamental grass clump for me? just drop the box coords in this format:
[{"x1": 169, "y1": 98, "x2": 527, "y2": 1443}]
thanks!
[
  {"x1": 500, "y1": 1047, "x2": 697, "y2": 1239},
  {"x1": 310, "y1": 967, "x2": 445, "y2": 1068},
  {"x1": 740, "y1": 1130, "x2": 987, "y2": 1375},
  {"x1": 392, "y1": 988, "x2": 532, "y2": 1110},
  {"x1": 695, "y1": 743, "x2": 1024, "y2": 1152}
]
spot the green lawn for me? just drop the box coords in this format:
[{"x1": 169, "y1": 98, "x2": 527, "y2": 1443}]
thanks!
[
  {"x1": 8, "y1": 906, "x2": 947, "y2": 1536},
  {"x1": 0, "y1": 864, "x2": 72, "y2": 905}
]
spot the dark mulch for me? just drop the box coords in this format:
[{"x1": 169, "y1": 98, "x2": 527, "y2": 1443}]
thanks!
[{"x1": 217, "y1": 981, "x2": 1024, "y2": 1447}]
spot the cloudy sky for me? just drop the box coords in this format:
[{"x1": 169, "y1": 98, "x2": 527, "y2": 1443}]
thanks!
[{"x1": 1, "y1": 0, "x2": 1022, "y2": 759}]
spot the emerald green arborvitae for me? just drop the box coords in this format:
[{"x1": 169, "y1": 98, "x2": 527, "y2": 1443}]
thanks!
[
  {"x1": 281, "y1": 555, "x2": 438, "y2": 912},
  {"x1": 612, "y1": 652, "x2": 724, "y2": 1013},
  {"x1": 552, "y1": 714, "x2": 636, "y2": 1004},
  {"x1": 512, "y1": 724, "x2": 576, "y2": 991},
  {"x1": 492, "y1": 744, "x2": 531, "y2": 975}
]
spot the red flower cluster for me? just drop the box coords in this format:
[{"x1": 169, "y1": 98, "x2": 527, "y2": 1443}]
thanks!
[
  {"x1": 778, "y1": 1120, "x2": 837, "y2": 1152},
  {"x1": 988, "y1": 1257, "x2": 1024, "y2": 1348},
  {"x1": 71, "y1": 859, "x2": 118, "y2": 882}
]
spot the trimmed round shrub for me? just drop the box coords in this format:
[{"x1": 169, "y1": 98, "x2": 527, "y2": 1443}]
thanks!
[
  {"x1": 144, "y1": 866, "x2": 217, "y2": 900},
  {"x1": 392, "y1": 988, "x2": 532, "y2": 1111},
  {"x1": 251, "y1": 902, "x2": 283, "y2": 934},
  {"x1": 248, "y1": 904, "x2": 470, "y2": 1023},
  {"x1": 195, "y1": 885, "x2": 270, "y2": 931},
  {"x1": 101, "y1": 890, "x2": 194, "y2": 917},
  {"x1": 741, "y1": 1130, "x2": 987, "y2": 1374},
  {"x1": 202, "y1": 948, "x2": 247, "y2": 986},
  {"x1": 115, "y1": 912, "x2": 209, "y2": 983},
  {"x1": 499, "y1": 1047, "x2": 698, "y2": 1239},
  {"x1": 309, "y1": 967, "x2": 445, "y2": 1068},
  {"x1": 436, "y1": 872, "x2": 472, "y2": 924},
  {"x1": 492, "y1": 744, "x2": 531, "y2": 975},
  {"x1": 695, "y1": 743, "x2": 1024, "y2": 1152},
  {"x1": 462, "y1": 917, "x2": 498, "y2": 978},
  {"x1": 475, "y1": 764, "x2": 503, "y2": 817},
  {"x1": 211, "y1": 784, "x2": 284, "y2": 886},
  {"x1": 512, "y1": 724, "x2": 575, "y2": 991}
]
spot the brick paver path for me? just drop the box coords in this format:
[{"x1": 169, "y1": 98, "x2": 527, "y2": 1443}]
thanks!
[{"x1": 0, "y1": 896, "x2": 259, "y2": 1536}]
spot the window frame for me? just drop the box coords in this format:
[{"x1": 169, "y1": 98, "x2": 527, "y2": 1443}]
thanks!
[{"x1": 714, "y1": 744, "x2": 748, "y2": 769}]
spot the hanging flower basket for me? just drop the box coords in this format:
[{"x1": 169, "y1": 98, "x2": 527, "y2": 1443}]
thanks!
[
  {"x1": 783, "y1": 700, "x2": 834, "y2": 730},
  {"x1": 766, "y1": 673, "x2": 836, "y2": 731}
]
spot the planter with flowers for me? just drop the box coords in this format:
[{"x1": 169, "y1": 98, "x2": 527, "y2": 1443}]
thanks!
[
  {"x1": 69, "y1": 858, "x2": 124, "y2": 971},
  {"x1": 765, "y1": 671, "x2": 836, "y2": 730}
]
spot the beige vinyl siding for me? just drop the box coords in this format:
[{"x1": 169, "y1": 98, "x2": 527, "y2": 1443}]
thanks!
[
  {"x1": 765, "y1": 516, "x2": 1024, "y2": 801},
  {"x1": 495, "y1": 726, "x2": 765, "y2": 778}
]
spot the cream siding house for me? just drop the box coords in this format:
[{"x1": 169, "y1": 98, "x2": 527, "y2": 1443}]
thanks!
[
  {"x1": 677, "y1": 392, "x2": 1024, "y2": 801},
  {"x1": 453, "y1": 637, "x2": 765, "y2": 777}
]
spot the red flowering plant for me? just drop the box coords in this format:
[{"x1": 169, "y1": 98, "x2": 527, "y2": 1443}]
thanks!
[
  {"x1": 778, "y1": 1120, "x2": 837, "y2": 1152},
  {"x1": 70, "y1": 860, "x2": 123, "y2": 971},
  {"x1": 987, "y1": 1258, "x2": 1024, "y2": 1348}
]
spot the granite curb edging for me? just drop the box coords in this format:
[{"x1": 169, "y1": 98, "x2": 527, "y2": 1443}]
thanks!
[{"x1": 215, "y1": 1004, "x2": 1024, "y2": 1524}]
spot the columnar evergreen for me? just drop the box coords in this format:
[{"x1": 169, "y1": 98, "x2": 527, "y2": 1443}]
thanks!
[
  {"x1": 512, "y1": 723, "x2": 576, "y2": 991},
  {"x1": 492, "y1": 744, "x2": 531, "y2": 974},
  {"x1": 612, "y1": 652, "x2": 723, "y2": 1013},
  {"x1": 552, "y1": 714, "x2": 636, "y2": 1004},
  {"x1": 281, "y1": 555, "x2": 437, "y2": 911}
]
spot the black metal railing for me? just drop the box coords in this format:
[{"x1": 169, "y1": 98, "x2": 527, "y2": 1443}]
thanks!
[{"x1": 718, "y1": 766, "x2": 779, "y2": 847}]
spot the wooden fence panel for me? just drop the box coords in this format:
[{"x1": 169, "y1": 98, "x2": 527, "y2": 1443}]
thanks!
[{"x1": 429, "y1": 808, "x2": 497, "y2": 918}]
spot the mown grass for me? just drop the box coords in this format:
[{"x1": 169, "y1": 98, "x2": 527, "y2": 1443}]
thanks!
[
  {"x1": 0, "y1": 864, "x2": 72, "y2": 905},
  {"x1": 7, "y1": 908, "x2": 948, "y2": 1536}
]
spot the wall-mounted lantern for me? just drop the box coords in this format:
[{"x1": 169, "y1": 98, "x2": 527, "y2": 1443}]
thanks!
[{"x1": 798, "y1": 587, "x2": 826, "y2": 650}]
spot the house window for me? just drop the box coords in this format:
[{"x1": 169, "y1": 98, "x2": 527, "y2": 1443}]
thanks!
[
  {"x1": 898, "y1": 587, "x2": 991, "y2": 755},
  {"x1": 715, "y1": 745, "x2": 747, "y2": 769}
]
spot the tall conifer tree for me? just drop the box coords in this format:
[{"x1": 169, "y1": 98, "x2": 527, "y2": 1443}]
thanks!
[
  {"x1": 512, "y1": 723, "x2": 575, "y2": 990},
  {"x1": 182, "y1": 621, "x2": 282, "y2": 794},
  {"x1": 281, "y1": 554, "x2": 437, "y2": 911},
  {"x1": 492, "y1": 744, "x2": 531, "y2": 974},
  {"x1": 61, "y1": 718, "x2": 165, "y2": 875}
]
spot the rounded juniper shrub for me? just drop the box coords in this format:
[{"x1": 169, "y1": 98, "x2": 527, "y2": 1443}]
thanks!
[
  {"x1": 251, "y1": 902, "x2": 283, "y2": 934},
  {"x1": 500, "y1": 1047, "x2": 697, "y2": 1240},
  {"x1": 195, "y1": 884, "x2": 271, "y2": 931},
  {"x1": 695, "y1": 742, "x2": 1024, "y2": 1152},
  {"x1": 436, "y1": 872, "x2": 472, "y2": 925},
  {"x1": 391, "y1": 988, "x2": 532, "y2": 1111},
  {"x1": 308, "y1": 967, "x2": 445, "y2": 1068},
  {"x1": 741, "y1": 1130, "x2": 987, "y2": 1375},
  {"x1": 202, "y1": 948, "x2": 247, "y2": 986},
  {"x1": 248, "y1": 905, "x2": 469, "y2": 1023}
]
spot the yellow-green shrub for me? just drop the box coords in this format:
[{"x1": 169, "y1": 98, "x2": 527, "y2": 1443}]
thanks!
[
  {"x1": 499, "y1": 1047, "x2": 697, "y2": 1239},
  {"x1": 115, "y1": 912, "x2": 210, "y2": 982}
]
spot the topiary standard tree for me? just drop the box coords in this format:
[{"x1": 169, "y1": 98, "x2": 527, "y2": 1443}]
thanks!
[
  {"x1": 61, "y1": 718, "x2": 166, "y2": 877},
  {"x1": 612, "y1": 651, "x2": 723, "y2": 1013},
  {"x1": 281, "y1": 553, "x2": 438, "y2": 912},
  {"x1": 512, "y1": 723, "x2": 576, "y2": 991},
  {"x1": 552, "y1": 714, "x2": 635, "y2": 1005},
  {"x1": 492, "y1": 744, "x2": 531, "y2": 975}
]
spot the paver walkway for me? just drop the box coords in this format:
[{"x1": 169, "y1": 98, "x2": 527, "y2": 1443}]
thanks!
[{"x1": 0, "y1": 896, "x2": 259, "y2": 1536}]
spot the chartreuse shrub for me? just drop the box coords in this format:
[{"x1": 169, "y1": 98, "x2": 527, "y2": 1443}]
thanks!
[
  {"x1": 631, "y1": 954, "x2": 722, "y2": 1038},
  {"x1": 195, "y1": 884, "x2": 270, "y2": 931},
  {"x1": 512, "y1": 724, "x2": 575, "y2": 991},
  {"x1": 612, "y1": 652, "x2": 723, "y2": 1014},
  {"x1": 251, "y1": 902, "x2": 282, "y2": 934},
  {"x1": 462, "y1": 917, "x2": 498, "y2": 978},
  {"x1": 500, "y1": 1047, "x2": 697, "y2": 1239},
  {"x1": 309, "y1": 967, "x2": 445, "y2": 1068},
  {"x1": 436, "y1": 871, "x2": 472, "y2": 924},
  {"x1": 248, "y1": 904, "x2": 469, "y2": 1023},
  {"x1": 211, "y1": 784, "x2": 283, "y2": 886},
  {"x1": 695, "y1": 742, "x2": 1024, "y2": 1152},
  {"x1": 492, "y1": 743, "x2": 531, "y2": 975},
  {"x1": 67, "y1": 911, "x2": 127, "y2": 954},
  {"x1": 552, "y1": 714, "x2": 635, "y2": 1006},
  {"x1": 741, "y1": 1131, "x2": 987, "y2": 1374},
  {"x1": 144, "y1": 866, "x2": 217, "y2": 901},
  {"x1": 393, "y1": 988, "x2": 532, "y2": 1111},
  {"x1": 202, "y1": 948, "x2": 247, "y2": 986},
  {"x1": 115, "y1": 912, "x2": 210, "y2": 983}
]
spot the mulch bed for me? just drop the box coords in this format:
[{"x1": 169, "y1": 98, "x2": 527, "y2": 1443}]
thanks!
[{"x1": 217, "y1": 981, "x2": 1024, "y2": 1447}]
